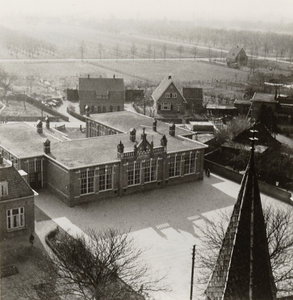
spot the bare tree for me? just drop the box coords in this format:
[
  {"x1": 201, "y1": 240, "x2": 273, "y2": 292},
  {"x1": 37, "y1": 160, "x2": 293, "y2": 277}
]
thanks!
[
  {"x1": 177, "y1": 45, "x2": 184, "y2": 60},
  {"x1": 131, "y1": 42, "x2": 137, "y2": 60},
  {"x1": 47, "y1": 227, "x2": 167, "y2": 300},
  {"x1": 98, "y1": 43, "x2": 104, "y2": 60},
  {"x1": 79, "y1": 41, "x2": 86, "y2": 61},
  {"x1": 161, "y1": 44, "x2": 167, "y2": 60},
  {"x1": 195, "y1": 205, "x2": 293, "y2": 297},
  {"x1": 192, "y1": 46, "x2": 198, "y2": 60},
  {"x1": 114, "y1": 43, "x2": 120, "y2": 61},
  {"x1": 146, "y1": 43, "x2": 152, "y2": 60},
  {"x1": 0, "y1": 68, "x2": 17, "y2": 103}
]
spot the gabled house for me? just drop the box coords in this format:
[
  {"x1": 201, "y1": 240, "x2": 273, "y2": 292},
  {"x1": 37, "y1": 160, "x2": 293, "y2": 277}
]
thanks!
[
  {"x1": 79, "y1": 75, "x2": 125, "y2": 115},
  {"x1": 0, "y1": 155, "x2": 34, "y2": 241},
  {"x1": 226, "y1": 46, "x2": 248, "y2": 67},
  {"x1": 152, "y1": 75, "x2": 187, "y2": 118}
]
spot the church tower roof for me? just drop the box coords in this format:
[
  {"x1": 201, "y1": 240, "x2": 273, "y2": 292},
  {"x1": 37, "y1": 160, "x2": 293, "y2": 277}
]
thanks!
[{"x1": 205, "y1": 129, "x2": 277, "y2": 300}]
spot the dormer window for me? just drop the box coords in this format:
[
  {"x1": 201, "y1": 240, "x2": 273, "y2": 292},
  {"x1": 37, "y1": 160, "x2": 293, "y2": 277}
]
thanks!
[{"x1": 0, "y1": 181, "x2": 8, "y2": 196}]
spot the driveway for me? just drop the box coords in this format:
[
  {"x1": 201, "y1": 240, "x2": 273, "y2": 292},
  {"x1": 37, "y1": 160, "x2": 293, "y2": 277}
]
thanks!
[{"x1": 34, "y1": 174, "x2": 287, "y2": 300}]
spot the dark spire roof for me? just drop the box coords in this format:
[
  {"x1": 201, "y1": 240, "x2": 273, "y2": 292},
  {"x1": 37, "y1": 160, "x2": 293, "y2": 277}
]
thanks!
[{"x1": 205, "y1": 130, "x2": 276, "y2": 300}]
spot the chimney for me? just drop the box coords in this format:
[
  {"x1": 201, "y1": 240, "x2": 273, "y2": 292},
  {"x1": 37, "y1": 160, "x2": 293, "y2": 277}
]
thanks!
[
  {"x1": 160, "y1": 135, "x2": 167, "y2": 147},
  {"x1": 43, "y1": 139, "x2": 51, "y2": 154},
  {"x1": 130, "y1": 128, "x2": 136, "y2": 142},
  {"x1": 36, "y1": 120, "x2": 43, "y2": 134},
  {"x1": 45, "y1": 115, "x2": 50, "y2": 129},
  {"x1": 168, "y1": 74, "x2": 172, "y2": 80},
  {"x1": 117, "y1": 141, "x2": 124, "y2": 154},
  {"x1": 153, "y1": 119, "x2": 157, "y2": 132},
  {"x1": 113, "y1": 74, "x2": 115, "y2": 79},
  {"x1": 88, "y1": 74, "x2": 90, "y2": 79},
  {"x1": 85, "y1": 105, "x2": 90, "y2": 117},
  {"x1": 169, "y1": 123, "x2": 175, "y2": 136},
  {"x1": 0, "y1": 153, "x2": 3, "y2": 164}
]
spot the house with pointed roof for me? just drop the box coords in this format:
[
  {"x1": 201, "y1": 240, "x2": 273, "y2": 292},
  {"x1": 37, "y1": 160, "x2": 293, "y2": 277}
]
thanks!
[
  {"x1": 0, "y1": 155, "x2": 34, "y2": 240},
  {"x1": 152, "y1": 75, "x2": 187, "y2": 119},
  {"x1": 226, "y1": 46, "x2": 248, "y2": 67},
  {"x1": 205, "y1": 133, "x2": 277, "y2": 300},
  {"x1": 79, "y1": 75, "x2": 125, "y2": 115}
]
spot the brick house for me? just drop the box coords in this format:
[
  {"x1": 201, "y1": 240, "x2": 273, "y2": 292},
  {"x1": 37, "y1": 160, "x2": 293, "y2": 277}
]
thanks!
[
  {"x1": 79, "y1": 75, "x2": 125, "y2": 115},
  {"x1": 0, "y1": 156, "x2": 34, "y2": 241},
  {"x1": 226, "y1": 46, "x2": 248, "y2": 67},
  {"x1": 0, "y1": 112, "x2": 207, "y2": 207},
  {"x1": 152, "y1": 75, "x2": 187, "y2": 118}
]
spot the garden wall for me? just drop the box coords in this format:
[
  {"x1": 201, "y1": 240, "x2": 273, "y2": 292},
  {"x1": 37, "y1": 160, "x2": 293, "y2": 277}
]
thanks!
[
  {"x1": 205, "y1": 158, "x2": 292, "y2": 205},
  {"x1": 67, "y1": 108, "x2": 86, "y2": 122}
]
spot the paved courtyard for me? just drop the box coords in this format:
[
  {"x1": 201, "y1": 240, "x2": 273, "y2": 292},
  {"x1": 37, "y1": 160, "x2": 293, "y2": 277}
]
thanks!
[{"x1": 34, "y1": 174, "x2": 287, "y2": 300}]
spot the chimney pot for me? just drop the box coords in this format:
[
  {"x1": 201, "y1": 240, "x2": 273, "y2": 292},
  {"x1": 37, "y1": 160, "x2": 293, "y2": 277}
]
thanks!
[
  {"x1": 117, "y1": 141, "x2": 124, "y2": 154},
  {"x1": 45, "y1": 115, "x2": 50, "y2": 129},
  {"x1": 44, "y1": 139, "x2": 51, "y2": 154},
  {"x1": 130, "y1": 128, "x2": 136, "y2": 142},
  {"x1": 36, "y1": 120, "x2": 43, "y2": 134},
  {"x1": 169, "y1": 123, "x2": 175, "y2": 136},
  {"x1": 168, "y1": 74, "x2": 172, "y2": 80}
]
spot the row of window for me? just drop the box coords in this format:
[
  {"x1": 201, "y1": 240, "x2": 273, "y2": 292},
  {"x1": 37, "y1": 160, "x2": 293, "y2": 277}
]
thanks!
[
  {"x1": 80, "y1": 167, "x2": 114, "y2": 195},
  {"x1": 165, "y1": 92, "x2": 177, "y2": 98},
  {"x1": 90, "y1": 105, "x2": 121, "y2": 113},
  {"x1": 89, "y1": 123, "x2": 118, "y2": 137},
  {"x1": 1, "y1": 148, "x2": 19, "y2": 169},
  {"x1": 79, "y1": 154, "x2": 199, "y2": 195}
]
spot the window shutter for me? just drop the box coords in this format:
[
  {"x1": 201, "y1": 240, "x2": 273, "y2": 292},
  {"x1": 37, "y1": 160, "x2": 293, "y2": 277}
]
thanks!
[
  {"x1": 158, "y1": 104, "x2": 161, "y2": 110},
  {"x1": 171, "y1": 104, "x2": 173, "y2": 110}
]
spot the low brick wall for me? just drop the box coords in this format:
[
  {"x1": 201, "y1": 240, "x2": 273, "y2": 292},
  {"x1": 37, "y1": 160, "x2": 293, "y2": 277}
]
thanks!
[
  {"x1": 67, "y1": 107, "x2": 86, "y2": 122},
  {"x1": 0, "y1": 115, "x2": 60, "y2": 122},
  {"x1": 205, "y1": 159, "x2": 292, "y2": 205}
]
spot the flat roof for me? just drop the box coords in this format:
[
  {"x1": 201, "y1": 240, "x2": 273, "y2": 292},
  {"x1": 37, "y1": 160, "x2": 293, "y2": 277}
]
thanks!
[
  {"x1": 0, "y1": 112, "x2": 207, "y2": 169},
  {"x1": 87, "y1": 111, "x2": 193, "y2": 136},
  {"x1": 0, "y1": 122, "x2": 63, "y2": 159},
  {"x1": 49, "y1": 124, "x2": 207, "y2": 169}
]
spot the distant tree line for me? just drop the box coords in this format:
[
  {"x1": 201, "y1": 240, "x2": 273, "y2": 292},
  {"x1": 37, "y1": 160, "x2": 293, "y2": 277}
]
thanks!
[{"x1": 0, "y1": 26, "x2": 57, "y2": 58}]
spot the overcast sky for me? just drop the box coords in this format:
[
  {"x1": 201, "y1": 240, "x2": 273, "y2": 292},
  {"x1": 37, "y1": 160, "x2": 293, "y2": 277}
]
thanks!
[{"x1": 2, "y1": 0, "x2": 293, "y2": 23}]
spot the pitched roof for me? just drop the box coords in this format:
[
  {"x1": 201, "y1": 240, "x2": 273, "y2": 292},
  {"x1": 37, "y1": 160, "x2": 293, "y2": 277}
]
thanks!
[
  {"x1": 152, "y1": 75, "x2": 184, "y2": 101},
  {"x1": 205, "y1": 142, "x2": 276, "y2": 300},
  {"x1": 226, "y1": 46, "x2": 246, "y2": 60},
  {"x1": 233, "y1": 122, "x2": 281, "y2": 148},
  {"x1": 79, "y1": 77, "x2": 124, "y2": 95},
  {"x1": 0, "y1": 160, "x2": 34, "y2": 201},
  {"x1": 182, "y1": 87, "x2": 203, "y2": 100}
]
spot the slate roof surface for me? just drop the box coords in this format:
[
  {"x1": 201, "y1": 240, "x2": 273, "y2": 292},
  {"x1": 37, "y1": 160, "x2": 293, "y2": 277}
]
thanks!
[
  {"x1": 205, "y1": 148, "x2": 276, "y2": 300},
  {"x1": 0, "y1": 160, "x2": 34, "y2": 201},
  {"x1": 251, "y1": 92, "x2": 276, "y2": 103},
  {"x1": 79, "y1": 77, "x2": 124, "y2": 94},
  {"x1": 226, "y1": 46, "x2": 246, "y2": 60},
  {"x1": 182, "y1": 87, "x2": 203, "y2": 100}
]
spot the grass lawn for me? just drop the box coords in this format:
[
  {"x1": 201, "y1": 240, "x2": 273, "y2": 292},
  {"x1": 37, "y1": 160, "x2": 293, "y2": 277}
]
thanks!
[{"x1": 0, "y1": 99, "x2": 53, "y2": 117}]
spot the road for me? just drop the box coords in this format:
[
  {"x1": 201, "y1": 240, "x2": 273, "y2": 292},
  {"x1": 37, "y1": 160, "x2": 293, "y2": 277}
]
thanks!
[{"x1": 34, "y1": 173, "x2": 290, "y2": 300}]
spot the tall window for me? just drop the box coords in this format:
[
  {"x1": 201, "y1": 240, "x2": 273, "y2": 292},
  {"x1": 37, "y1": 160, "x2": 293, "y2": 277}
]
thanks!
[
  {"x1": 143, "y1": 160, "x2": 157, "y2": 183},
  {"x1": 98, "y1": 166, "x2": 113, "y2": 191},
  {"x1": 171, "y1": 93, "x2": 177, "y2": 98},
  {"x1": 80, "y1": 169, "x2": 94, "y2": 195},
  {"x1": 169, "y1": 155, "x2": 181, "y2": 177},
  {"x1": 128, "y1": 162, "x2": 141, "y2": 186},
  {"x1": 7, "y1": 207, "x2": 24, "y2": 230},
  {"x1": 0, "y1": 181, "x2": 8, "y2": 196},
  {"x1": 184, "y1": 152, "x2": 196, "y2": 175}
]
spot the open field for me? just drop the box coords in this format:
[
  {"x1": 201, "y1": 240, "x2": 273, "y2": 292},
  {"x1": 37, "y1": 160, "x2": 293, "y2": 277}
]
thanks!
[{"x1": 0, "y1": 59, "x2": 249, "y2": 90}]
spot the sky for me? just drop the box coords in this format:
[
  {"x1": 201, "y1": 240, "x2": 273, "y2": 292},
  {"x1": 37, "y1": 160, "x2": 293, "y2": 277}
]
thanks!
[{"x1": 1, "y1": 0, "x2": 293, "y2": 23}]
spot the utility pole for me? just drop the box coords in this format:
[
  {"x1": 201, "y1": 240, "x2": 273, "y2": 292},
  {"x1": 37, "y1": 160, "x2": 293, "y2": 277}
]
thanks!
[{"x1": 190, "y1": 245, "x2": 196, "y2": 300}]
